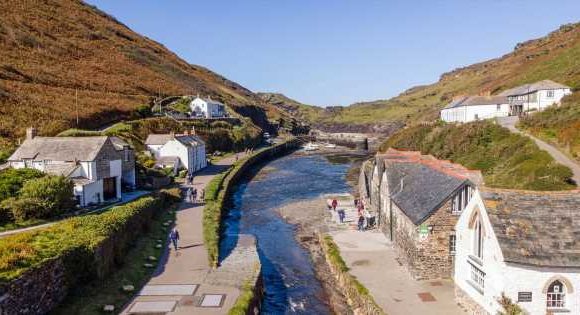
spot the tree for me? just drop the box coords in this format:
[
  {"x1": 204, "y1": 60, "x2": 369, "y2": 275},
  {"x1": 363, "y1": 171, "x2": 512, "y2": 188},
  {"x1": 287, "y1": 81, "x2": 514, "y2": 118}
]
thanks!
[
  {"x1": 0, "y1": 168, "x2": 45, "y2": 202},
  {"x1": 16, "y1": 175, "x2": 75, "y2": 219},
  {"x1": 497, "y1": 292, "x2": 524, "y2": 315}
]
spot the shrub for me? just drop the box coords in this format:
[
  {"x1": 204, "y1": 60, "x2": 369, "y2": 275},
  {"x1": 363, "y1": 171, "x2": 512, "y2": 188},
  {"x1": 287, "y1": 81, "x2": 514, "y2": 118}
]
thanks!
[
  {"x1": 206, "y1": 128, "x2": 234, "y2": 152},
  {"x1": 178, "y1": 170, "x2": 188, "y2": 178},
  {"x1": 16, "y1": 176, "x2": 75, "y2": 219},
  {"x1": 2, "y1": 197, "x2": 44, "y2": 222},
  {"x1": 158, "y1": 188, "x2": 181, "y2": 204},
  {"x1": 0, "y1": 168, "x2": 45, "y2": 202}
]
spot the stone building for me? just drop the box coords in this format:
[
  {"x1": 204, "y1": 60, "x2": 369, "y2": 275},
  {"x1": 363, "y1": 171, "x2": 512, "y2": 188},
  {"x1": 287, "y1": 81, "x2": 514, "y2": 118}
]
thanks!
[
  {"x1": 455, "y1": 188, "x2": 580, "y2": 315},
  {"x1": 7, "y1": 128, "x2": 136, "y2": 206},
  {"x1": 359, "y1": 149, "x2": 482, "y2": 280}
]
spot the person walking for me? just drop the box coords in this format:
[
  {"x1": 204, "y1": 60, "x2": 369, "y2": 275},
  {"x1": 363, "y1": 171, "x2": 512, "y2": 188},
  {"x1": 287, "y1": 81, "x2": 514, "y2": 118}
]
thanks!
[
  {"x1": 169, "y1": 228, "x2": 180, "y2": 250},
  {"x1": 200, "y1": 189, "x2": 205, "y2": 203},
  {"x1": 338, "y1": 209, "x2": 345, "y2": 223},
  {"x1": 192, "y1": 188, "x2": 197, "y2": 203},
  {"x1": 186, "y1": 187, "x2": 193, "y2": 203},
  {"x1": 357, "y1": 214, "x2": 365, "y2": 232},
  {"x1": 331, "y1": 199, "x2": 338, "y2": 212}
]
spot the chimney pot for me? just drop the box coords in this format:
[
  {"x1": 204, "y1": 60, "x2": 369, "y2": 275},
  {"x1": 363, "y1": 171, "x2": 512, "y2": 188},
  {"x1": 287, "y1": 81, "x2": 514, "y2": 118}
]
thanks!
[
  {"x1": 26, "y1": 127, "x2": 37, "y2": 140},
  {"x1": 191, "y1": 126, "x2": 196, "y2": 135}
]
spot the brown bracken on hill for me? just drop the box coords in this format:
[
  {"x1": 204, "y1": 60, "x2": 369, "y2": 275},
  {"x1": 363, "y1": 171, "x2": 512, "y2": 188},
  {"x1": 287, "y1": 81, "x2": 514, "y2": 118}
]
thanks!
[{"x1": 0, "y1": 0, "x2": 286, "y2": 143}]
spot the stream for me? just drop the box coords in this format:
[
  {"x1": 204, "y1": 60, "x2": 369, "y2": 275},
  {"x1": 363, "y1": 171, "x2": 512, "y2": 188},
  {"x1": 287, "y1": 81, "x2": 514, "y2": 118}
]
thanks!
[{"x1": 219, "y1": 152, "x2": 353, "y2": 314}]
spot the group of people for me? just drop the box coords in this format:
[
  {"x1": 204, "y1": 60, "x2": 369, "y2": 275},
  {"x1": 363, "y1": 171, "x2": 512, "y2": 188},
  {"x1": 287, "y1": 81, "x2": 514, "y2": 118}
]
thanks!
[
  {"x1": 186, "y1": 186, "x2": 204, "y2": 203},
  {"x1": 328, "y1": 198, "x2": 375, "y2": 231}
]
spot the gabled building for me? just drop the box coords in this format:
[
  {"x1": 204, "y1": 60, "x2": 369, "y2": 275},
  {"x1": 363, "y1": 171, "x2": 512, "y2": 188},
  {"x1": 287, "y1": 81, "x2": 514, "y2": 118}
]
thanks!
[
  {"x1": 455, "y1": 188, "x2": 580, "y2": 315},
  {"x1": 440, "y1": 95, "x2": 510, "y2": 123},
  {"x1": 7, "y1": 128, "x2": 136, "y2": 206},
  {"x1": 145, "y1": 131, "x2": 206, "y2": 173},
  {"x1": 359, "y1": 149, "x2": 483, "y2": 279},
  {"x1": 189, "y1": 96, "x2": 226, "y2": 118},
  {"x1": 499, "y1": 80, "x2": 571, "y2": 114}
]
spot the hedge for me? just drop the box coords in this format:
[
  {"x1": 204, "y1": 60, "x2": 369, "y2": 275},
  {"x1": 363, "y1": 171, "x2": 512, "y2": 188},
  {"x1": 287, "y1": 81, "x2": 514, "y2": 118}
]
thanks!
[{"x1": 0, "y1": 188, "x2": 179, "y2": 283}]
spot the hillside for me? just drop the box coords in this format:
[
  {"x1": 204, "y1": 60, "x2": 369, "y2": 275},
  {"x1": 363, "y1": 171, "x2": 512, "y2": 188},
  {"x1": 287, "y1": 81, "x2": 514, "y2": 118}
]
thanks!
[
  {"x1": 380, "y1": 121, "x2": 575, "y2": 191},
  {"x1": 0, "y1": 0, "x2": 289, "y2": 145},
  {"x1": 287, "y1": 23, "x2": 580, "y2": 132}
]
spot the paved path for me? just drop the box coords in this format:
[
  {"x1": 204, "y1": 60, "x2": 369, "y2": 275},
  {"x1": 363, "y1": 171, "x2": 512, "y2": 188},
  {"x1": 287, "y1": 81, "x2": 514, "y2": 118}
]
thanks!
[
  {"x1": 326, "y1": 196, "x2": 466, "y2": 315},
  {"x1": 497, "y1": 116, "x2": 580, "y2": 185},
  {"x1": 122, "y1": 154, "x2": 258, "y2": 315},
  {"x1": 0, "y1": 190, "x2": 150, "y2": 238}
]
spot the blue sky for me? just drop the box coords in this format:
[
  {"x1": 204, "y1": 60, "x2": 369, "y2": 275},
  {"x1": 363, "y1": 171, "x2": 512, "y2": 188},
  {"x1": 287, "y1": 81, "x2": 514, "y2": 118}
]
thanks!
[{"x1": 86, "y1": 0, "x2": 579, "y2": 106}]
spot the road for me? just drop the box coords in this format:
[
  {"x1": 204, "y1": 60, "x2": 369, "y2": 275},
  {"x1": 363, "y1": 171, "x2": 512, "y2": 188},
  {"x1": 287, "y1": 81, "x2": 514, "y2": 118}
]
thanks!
[{"x1": 497, "y1": 116, "x2": 580, "y2": 186}]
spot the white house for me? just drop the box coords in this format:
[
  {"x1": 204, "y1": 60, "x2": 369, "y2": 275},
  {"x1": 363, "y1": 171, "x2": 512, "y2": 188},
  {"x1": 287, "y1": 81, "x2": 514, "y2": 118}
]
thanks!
[
  {"x1": 454, "y1": 187, "x2": 580, "y2": 315},
  {"x1": 145, "y1": 131, "x2": 207, "y2": 173},
  {"x1": 7, "y1": 128, "x2": 136, "y2": 207},
  {"x1": 499, "y1": 80, "x2": 572, "y2": 114},
  {"x1": 440, "y1": 95, "x2": 510, "y2": 123},
  {"x1": 189, "y1": 96, "x2": 226, "y2": 118}
]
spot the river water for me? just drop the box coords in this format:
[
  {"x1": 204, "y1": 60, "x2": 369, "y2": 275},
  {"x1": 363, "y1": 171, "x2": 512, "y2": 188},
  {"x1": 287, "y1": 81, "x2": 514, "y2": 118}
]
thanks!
[{"x1": 219, "y1": 152, "x2": 353, "y2": 314}]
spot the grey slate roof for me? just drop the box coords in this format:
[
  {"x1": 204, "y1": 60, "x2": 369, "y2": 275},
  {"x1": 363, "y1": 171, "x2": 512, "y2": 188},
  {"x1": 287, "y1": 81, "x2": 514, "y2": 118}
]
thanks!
[
  {"x1": 498, "y1": 80, "x2": 570, "y2": 96},
  {"x1": 145, "y1": 134, "x2": 205, "y2": 147},
  {"x1": 386, "y1": 163, "x2": 467, "y2": 225},
  {"x1": 44, "y1": 163, "x2": 79, "y2": 177},
  {"x1": 444, "y1": 95, "x2": 508, "y2": 109},
  {"x1": 109, "y1": 136, "x2": 130, "y2": 150},
  {"x1": 481, "y1": 188, "x2": 580, "y2": 267},
  {"x1": 8, "y1": 136, "x2": 109, "y2": 161}
]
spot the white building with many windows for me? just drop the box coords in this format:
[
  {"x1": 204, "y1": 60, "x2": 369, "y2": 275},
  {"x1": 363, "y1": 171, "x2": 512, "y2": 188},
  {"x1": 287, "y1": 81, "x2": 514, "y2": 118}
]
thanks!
[
  {"x1": 499, "y1": 80, "x2": 571, "y2": 114},
  {"x1": 189, "y1": 96, "x2": 226, "y2": 118},
  {"x1": 454, "y1": 188, "x2": 580, "y2": 315}
]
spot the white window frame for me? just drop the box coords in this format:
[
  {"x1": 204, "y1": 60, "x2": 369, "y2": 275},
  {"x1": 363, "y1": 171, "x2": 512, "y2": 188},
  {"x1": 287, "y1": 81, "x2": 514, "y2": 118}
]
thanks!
[
  {"x1": 546, "y1": 90, "x2": 554, "y2": 98},
  {"x1": 449, "y1": 233, "x2": 456, "y2": 255},
  {"x1": 473, "y1": 216, "x2": 484, "y2": 259},
  {"x1": 547, "y1": 281, "x2": 566, "y2": 309}
]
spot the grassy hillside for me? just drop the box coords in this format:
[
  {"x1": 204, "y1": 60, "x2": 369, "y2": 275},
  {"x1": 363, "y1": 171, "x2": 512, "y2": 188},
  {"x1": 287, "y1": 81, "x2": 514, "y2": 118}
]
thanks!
[
  {"x1": 0, "y1": 0, "x2": 288, "y2": 144},
  {"x1": 518, "y1": 92, "x2": 580, "y2": 162},
  {"x1": 288, "y1": 23, "x2": 580, "y2": 130},
  {"x1": 380, "y1": 121, "x2": 575, "y2": 191}
]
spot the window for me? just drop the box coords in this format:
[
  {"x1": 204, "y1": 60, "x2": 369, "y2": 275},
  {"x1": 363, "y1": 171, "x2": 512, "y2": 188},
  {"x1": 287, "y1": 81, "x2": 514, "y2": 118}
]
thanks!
[
  {"x1": 124, "y1": 148, "x2": 130, "y2": 162},
  {"x1": 449, "y1": 234, "x2": 456, "y2": 255},
  {"x1": 546, "y1": 90, "x2": 554, "y2": 98},
  {"x1": 547, "y1": 280, "x2": 566, "y2": 309},
  {"x1": 518, "y1": 292, "x2": 532, "y2": 302},
  {"x1": 473, "y1": 216, "x2": 484, "y2": 259},
  {"x1": 452, "y1": 185, "x2": 473, "y2": 214},
  {"x1": 469, "y1": 262, "x2": 485, "y2": 293},
  {"x1": 497, "y1": 104, "x2": 501, "y2": 111}
]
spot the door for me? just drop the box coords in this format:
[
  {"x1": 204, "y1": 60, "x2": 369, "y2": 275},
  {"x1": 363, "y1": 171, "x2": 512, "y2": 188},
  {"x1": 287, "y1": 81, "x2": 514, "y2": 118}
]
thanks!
[{"x1": 103, "y1": 177, "x2": 117, "y2": 200}]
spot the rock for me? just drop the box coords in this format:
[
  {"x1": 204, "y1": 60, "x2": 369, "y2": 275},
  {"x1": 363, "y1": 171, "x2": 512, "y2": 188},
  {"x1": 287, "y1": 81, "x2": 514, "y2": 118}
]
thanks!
[
  {"x1": 147, "y1": 256, "x2": 157, "y2": 261},
  {"x1": 155, "y1": 244, "x2": 162, "y2": 249},
  {"x1": 163, "y1": 222, "x2": 170, "y2": 226},
  {"x1": 122, "y1": 285, "x2": 135, "y2": 292},
  {"x1": 144, "y1": 263, "x2": 154, "y2": 268},
  {"x1": 103, "y1": 305, "x2": 115, "y2": 312}
]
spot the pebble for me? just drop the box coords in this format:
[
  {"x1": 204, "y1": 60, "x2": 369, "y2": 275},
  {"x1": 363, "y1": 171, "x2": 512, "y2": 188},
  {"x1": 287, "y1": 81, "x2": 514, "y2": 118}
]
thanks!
[
  {"x1": 155, "y1": 244, "x2": 162, "y2": 249},
  {"x1": 122, "y1": 285, "x2": 135, "y2": 292},
  {"x1": 144, "y1": 263, "x2": 154, "y2": 268},
  {"x1": 147, "y1": 256, "x2": 157, "y2": 261},
  {"x1": 103, "y1": 305, "x2": 115, "y2": 312}
]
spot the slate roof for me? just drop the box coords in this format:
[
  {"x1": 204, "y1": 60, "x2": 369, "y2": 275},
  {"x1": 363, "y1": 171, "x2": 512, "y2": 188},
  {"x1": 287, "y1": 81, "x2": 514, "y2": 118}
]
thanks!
[
  {"x1": 44, "y1": 163, "x2": 80, "y2": 177},
  {"x1": 498, "y1": 80, "x2": 570, "y2": 96},
  {"x1": 481, "y1": 188, "x2": 580, "y2": 267},
  {"x1": 380, "y1": 149, "x2": 483, "y2": 225},
  {"x1": 109, "y1": 136, "x2": 130, "y2": 151},
  {"x1": 145, "y1": 134, "x2": 205, "y2": 147},
  {"x1": 443, "y1": 95, "x2": 508, "y2": 109},
  {"x1": 8, "y1": 136, "x2": 109, "y2": 161}
]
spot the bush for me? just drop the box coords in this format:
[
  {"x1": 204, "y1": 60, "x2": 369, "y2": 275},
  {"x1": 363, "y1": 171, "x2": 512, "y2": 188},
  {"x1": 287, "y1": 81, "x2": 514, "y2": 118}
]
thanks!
[
  {"x1": 206, "y1": 128, "x2": 234, "y2": 153},
  {"x1": 2, "y1": 197, "x2": 44, "y2": 222},
  {"x1": 178, "y1": 170, "x2": 188, "y2": 178},
  {"x1": 16, "y1": 176, "x2": 75, "y2": 219},
  {"x1": 158, "y1": 188, "x2": 181, "y2": 204},
  {"x1": 0, "y1": 168, "x2": 45, "y2": 202}
]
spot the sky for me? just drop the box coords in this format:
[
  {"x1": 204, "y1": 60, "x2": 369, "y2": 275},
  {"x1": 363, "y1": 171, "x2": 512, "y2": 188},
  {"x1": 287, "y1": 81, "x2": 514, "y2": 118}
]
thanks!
[{"x1": 85, "y1": 0, "x2": 579, "y2": 107}]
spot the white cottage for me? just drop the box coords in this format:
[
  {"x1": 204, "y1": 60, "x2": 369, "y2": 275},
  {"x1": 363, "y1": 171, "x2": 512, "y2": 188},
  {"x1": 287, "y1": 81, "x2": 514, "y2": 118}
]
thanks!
[
  {"x1": 440, "y1": 95, "x2": 510, "y2": 123},
  {"x1": 499, "y1": 80, "x2": 571, "y2": 114},
  {"x1": 189, "y1": 96, "x2": 226, "y2": 118},
  {"x1": 454, "y1": 188, "x2": 580, "y2": 315},
  {"x1": 145, "y1": 132, "x2": 207, "y2": 173},
  {"x1": 7, "y1": 128, "x2": 136, "y2": 206}
]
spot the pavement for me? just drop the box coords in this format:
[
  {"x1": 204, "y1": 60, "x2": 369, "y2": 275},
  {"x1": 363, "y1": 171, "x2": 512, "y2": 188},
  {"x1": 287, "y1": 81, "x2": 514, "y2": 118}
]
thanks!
[
  {"x1": 121, "y1": 153, "x2": 260, "y2": 315},
  {"x1": 326, "y1": 197, "x2": 466, "y2": 315},
  {"x1": 497, "y1": 116, "x2": 580, "y2": 185}
]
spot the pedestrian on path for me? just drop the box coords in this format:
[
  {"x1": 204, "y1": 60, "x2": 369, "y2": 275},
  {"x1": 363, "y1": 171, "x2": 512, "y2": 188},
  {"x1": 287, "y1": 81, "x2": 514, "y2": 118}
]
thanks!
[
  {"x1": 186, "y1": 187, "x2": 193, "y2": 202},
  {"x1": 200, "y1": 189, "x2": 205, "y2": 203},
  {"x1": 357, "y1": 214, "x2": 365, "y2": 232},
  {"x1": 169, "y1": 228, "x2": 180, "y2": 250},
  {"x1": 338, "y1": 209, "x2": 345, "y2": 223},
  {"x1": 331, "y1": 199, "x2": 338, "y2": 211},
  {"x1": 192, "y1": 188, "x2": 197, "y2": 203}
]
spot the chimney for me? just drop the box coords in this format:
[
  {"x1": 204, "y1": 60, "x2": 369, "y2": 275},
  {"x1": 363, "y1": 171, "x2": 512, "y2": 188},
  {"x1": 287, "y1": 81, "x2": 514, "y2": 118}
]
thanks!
[
  {"x1": 169, "y1": 131, "x2": 175, "y2": 139},
  {"x1": 191, "y1": 126, "x2": 196, "y2": 135},
  {"x1": 26, "y1": 127, "x2": 37, "y2": 140}
]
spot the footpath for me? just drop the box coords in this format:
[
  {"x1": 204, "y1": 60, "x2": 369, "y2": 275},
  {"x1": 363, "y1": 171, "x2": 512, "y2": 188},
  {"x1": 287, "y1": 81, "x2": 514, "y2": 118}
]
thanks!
[
  {"x1": 497, "y1": 116, "x2": 580, "y2": 185},
  {"x1": 122, "y1": 154, "x2": 260, "y2": 315},
  {"x1": 325, "y1": 195, "x2": 466, "y2": 315}
]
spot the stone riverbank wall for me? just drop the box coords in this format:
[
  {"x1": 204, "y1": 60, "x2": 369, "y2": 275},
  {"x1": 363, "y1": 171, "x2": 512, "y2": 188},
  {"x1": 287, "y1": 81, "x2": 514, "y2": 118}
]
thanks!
[{"x1": 318, "y1": 233, "x2": 386, "y2": 315}]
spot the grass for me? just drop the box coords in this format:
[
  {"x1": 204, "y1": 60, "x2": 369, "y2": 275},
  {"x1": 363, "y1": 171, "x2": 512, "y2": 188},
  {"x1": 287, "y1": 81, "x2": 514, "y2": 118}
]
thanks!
[
  {"x1": 323, "y1": 235, "x2": 349, "y2": 273},
  {"x1": 381, "y1": 121, "x2": 576, "y2": 190},
  {"x1": 49, "y1": 206, "x2": 177, "y2": 315},
  {"x1": 518, "y1": 92, "x2": 580, "y2": 162},
  {"x1": 227, "y1": 268, "x2": 259, "y2": 315},
  {"x1": 0, "y1": 218, "x2": 47, "y2": 233}
]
